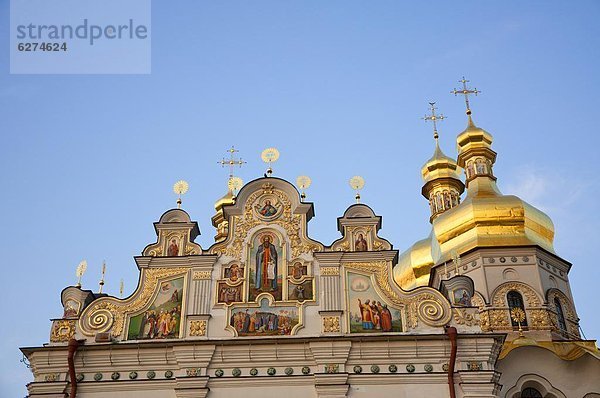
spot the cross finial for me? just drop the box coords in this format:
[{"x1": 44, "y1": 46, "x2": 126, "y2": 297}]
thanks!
[
  {"x1": 451, "y1": 76, "x2": 481, "y2": 116},
  {"x1": 98, "y1": 261, "x2": 106, "y2": 294},
  {"x1": 218, "y1": 146, "x2": 246, "y2": 179},
  {"x1": 422, "y1": 102, "x2": 446, "y2": 140}
]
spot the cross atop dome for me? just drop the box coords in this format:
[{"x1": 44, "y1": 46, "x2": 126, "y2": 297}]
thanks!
[
  {"x1": 452, "y1": 76, "x2": 480, "y2": 116},
  {"x1": 422, "y1": 101, "x2": 446, "y2": 140}
]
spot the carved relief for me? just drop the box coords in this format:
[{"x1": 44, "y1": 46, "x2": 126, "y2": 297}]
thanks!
[
  {"x1": 193, "y1": 270, "x2": 212, "y2": 280},
  {"x1": 323, "y1": 316, "x2": 341, "y2": 333},
  {"x1": 321, "y1": 267, "x2": 340, "y2": 276},
  {"x1": 50, "y1": 320, "x2": 76, "y2": 342},
  {"x1": 491, "y1": 282, "x2": 542, "y2": 307},
  {"x1": 453, "y1": 308, "x2": 478, "y2": 326},
  {"x1": 189, "y1": 320, "x2": 207, "y2": 336}
]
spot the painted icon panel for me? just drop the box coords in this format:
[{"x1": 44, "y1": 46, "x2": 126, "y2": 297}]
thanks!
[
  {"x1": 230, "y1": 298, "x2": 299, "y2": 336},
  {"x1": 248, "y1": 232, "x2": 283, "y2": 301},
  {"x1": 127, "y1": 277, "x2": 184, "y2": 340},
  {"x1": 347, "y1": 272, "x2": 402, "y2": 333},
  {"x1": 288, "y1": 280, "x2": 313, "y2": 302}
]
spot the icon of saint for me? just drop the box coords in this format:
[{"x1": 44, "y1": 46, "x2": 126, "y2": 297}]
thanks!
[
  {"x1": 255, "y1": 235, "x2": 278, "y2": 291},
  {"x1": 355, "y1": 233, "x2": 368, "y2": 251},
  {"x1": 167, "y1": 239, "x2": 179, "y2": 256},
  {"x1": 259, "y1": 200, "x2": 278, "y2": 217}
]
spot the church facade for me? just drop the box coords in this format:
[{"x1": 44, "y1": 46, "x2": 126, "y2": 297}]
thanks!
[{"x1": 21, "y1": 97, "x2": 600, "y2": 397}]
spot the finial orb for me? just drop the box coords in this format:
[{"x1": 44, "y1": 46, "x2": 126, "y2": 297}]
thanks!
[
  {"x1": 261, "y1": 148, "x2": 280, "y2": 163},
  {"x1": 349, "y1": 176, "x2": 365, "y2": 191},
  {"x1": 228, "y1": 176, "x2": 243, "y2": 192},
  {"x1": 296, "y1": 175, "x2": 312, "y2": 190},
  {"x1": 173, "y1": 180, "x2": 189, "y2": 195}
]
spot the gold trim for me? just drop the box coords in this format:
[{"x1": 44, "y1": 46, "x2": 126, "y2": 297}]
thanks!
[
  {"x1": 323, "y1": 316, "x2": 341, "y2": 333},
  {"x1": 189, "y1": 320, "x2": 207, "y2": 336},
  {"x1": 321, "y1": 267, "x2": 340, "y2": 276},
  {"x1": 50, "y1": 320, "x2": 76, "y2": 342},
  {"x1": 193, "y1": 270, "x2": 212, "y2": 280},
  {"x1": 79, "y1": 268, "x2": 189, "y2": 337}
]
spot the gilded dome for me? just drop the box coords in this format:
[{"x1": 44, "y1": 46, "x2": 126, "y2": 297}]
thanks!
[
  {"x1": 421, "y1": 140, "x2": 462, "y2": 185},
  {"x1": 394, "y1": 117, "x2": 555, "y2": 290},
  {"x1": 394, "y1": 234, "x2": 436, "y2": 290},
  {"x1": 214, "y1": 190, "x2": 235, "y2": 211}
]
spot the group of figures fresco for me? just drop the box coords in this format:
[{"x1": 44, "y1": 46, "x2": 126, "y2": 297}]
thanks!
[
  {"x1": 230, "y1": 299, "x2": 299, "y2": 336},
  {"x1": 127, "y1": 277, "x2": 184, "y2": 340},
  {"x1": 347, "y1": 272, "x2": 402, "y2": 333}
]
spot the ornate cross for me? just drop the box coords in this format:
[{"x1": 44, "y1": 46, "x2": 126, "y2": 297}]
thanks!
[
  {"x1": 422, "y1": 102, "x2": 446, "y2": 140},
  {"x1": 218, "y1": 146, "x2": 246, "y2": 178},
  {"x1": 451, "y1": 77, "x2": 481, "y2": 115}
]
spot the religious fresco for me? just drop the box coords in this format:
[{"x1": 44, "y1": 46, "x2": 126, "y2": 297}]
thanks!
[
  {"x1": 452, "y1": 288, "x2": 472, "y2": 306},
  {"x1": 346, "y1": 272, "x2": 402, "y2": 333},
  {"x1": 288, "y1": 261, "x2": 308, "y2": 280},
  {"x1": 248, "y1": 232, "x2": 283, "y2": 301},
  {"x1": 288, "y1": 280, "x2": 313, "y2": 302},
  {"x1": 354, "y1": 232, "x2": 369, "y2": 251},
  {"x1": 229, "y1": 298, "x2": 299, "y2": 336},
  {"x1": 127, "y1": 277, "x2": 184, "y2": 340},
  {"x1": 254, "y1": 195, "x2": 283, "y2": 220},
  {"x1": 224, "y1": 263, "x2": 244, "y2": 282},
  {"x1": 62, "y1": 299, "x2": 81, "y2": 318},
  {"x1": 217, "y1": 282, "x2": 243, "y2": 304}
]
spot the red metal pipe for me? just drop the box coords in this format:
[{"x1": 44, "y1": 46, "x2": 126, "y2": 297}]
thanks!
[
  {"x1": 67, "y1": 338, "x2": 80, "y2": 398},
  {"x1": 445, "y1": 326, "x2": 458, "y2": 398}
]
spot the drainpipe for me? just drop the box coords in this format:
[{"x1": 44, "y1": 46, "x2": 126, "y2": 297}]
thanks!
[
  {"x1": 67, "y1": 338, "x2": 81, "y2": 398},
  {"x1": 445, "y1": 326, "x2": 457, "y2": 398}
]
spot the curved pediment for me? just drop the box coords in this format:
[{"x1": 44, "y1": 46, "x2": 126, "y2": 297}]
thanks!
[{"x1": 209, "y1": 177, "x2": 323, "y2": 258}]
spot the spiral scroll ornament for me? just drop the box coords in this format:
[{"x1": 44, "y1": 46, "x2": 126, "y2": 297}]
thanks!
[
  {"x1": 81, "y1": 306, "x2": 114, "y2": 335},
  {"x1": 416, "y1": 297, "x2": 450, "y2": 326}
]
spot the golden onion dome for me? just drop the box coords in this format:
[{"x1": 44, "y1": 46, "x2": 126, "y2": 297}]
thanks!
[
  {"x1": 432, "y1": 185, "x2": 555, "y2": 261},
  {"x1": 394, "y1": 234, "x2": 438, "y2": 290},
  {"x1": 394, "y1": 116, "x2": 556, "y2": 290},
  {"x1": 421, "y1": 140, "x2": 462, "y2": 185},
  {"x1": 214, "y1": 189, "x2": 235, "y2": 212}
]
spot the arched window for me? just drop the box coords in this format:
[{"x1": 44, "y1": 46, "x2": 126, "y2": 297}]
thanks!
[
  {"x1": 521, "y1": 387, "x2": 542, "y2": 397},
  {"x1": 554, "y1": 297, "x2": 567, "y2": 332},
  {"x1": 507, "y1": 290, "x2": 528, "y2": 327}
]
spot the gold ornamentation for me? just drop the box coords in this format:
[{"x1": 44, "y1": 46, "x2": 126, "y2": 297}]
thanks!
[
  {"x1": 372, "y1": 240, "x2": 385, "y2": 251},
  {"x1": 453, "y1": 308, "x2": 477, "y2": 326},
  {"x1": 190, "y1": 320, "x2": 207, "y2": 336},
  {"x1": 193, "y1": 270, "x2": 212, "y2": 280},
  {"x1": 50, "y1": 320, "x2": 76, "y2": 342},
  {"x1": 186, "y1": 368, "x2": 202, "y2": 377},
  {"x1": 470, "y1": 294, "x2": 485, "y2": 310},
  {"x1": 479, "y1": 310, "x2": 491, "y2": 332},
  {"x1": 324, "y1": 364, "x2": 339, "y2": 374},
  {"x1": 529, "y1": 309, "x2": 551, "y2": 329},
  {"x1": 488, "y1": 309, "x2": 510, "y2": 329},
  {"x1": 323, "y1": 316, "x2": 340, "y2": 333},
  {"x1": 79, "y1": 268, "x2": 189, "y2": 337},
  {"x1": 185, "y1": 244, "x2": 200, "y2": 255},
  {"x1": 491, "y1": 282, "x2": 541, "y2": 307},
  {"x1": 466, "y1": 361, "x2": 483, "y2": 371},
  {"x1": 320, "y1": 267, "x2": 340, "y2": 276},
  {"x1": 44, "y1": 373, "x2": 60, "y2": 382},
  {"x1": 212, "y1": 188, "x2": 322, "y2": 258},
  {"x1": 344, "y1": 261, "x2": 451, "y2": 328}
]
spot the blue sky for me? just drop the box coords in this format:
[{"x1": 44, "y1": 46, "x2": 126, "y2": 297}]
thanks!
[{"x1": 1, "y1": 1, "x2": 599, "y2": 396}]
